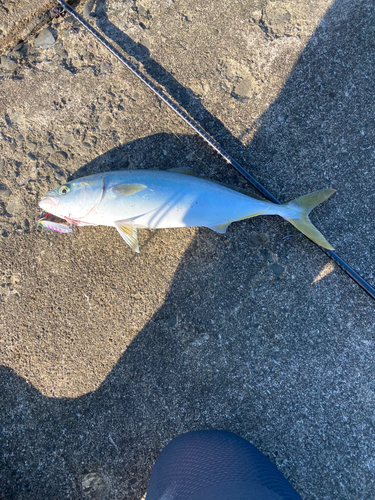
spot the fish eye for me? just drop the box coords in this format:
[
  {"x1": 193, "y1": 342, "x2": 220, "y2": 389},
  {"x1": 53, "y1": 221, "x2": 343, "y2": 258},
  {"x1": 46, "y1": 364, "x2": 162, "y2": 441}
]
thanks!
[{"x1": 59, "y1": 185, "x2": 70, "y2": 195}]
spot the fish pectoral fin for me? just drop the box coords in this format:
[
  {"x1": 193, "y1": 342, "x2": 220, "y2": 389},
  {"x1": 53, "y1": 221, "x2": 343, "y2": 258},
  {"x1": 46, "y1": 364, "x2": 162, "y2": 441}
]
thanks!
[
  {"x1": 167, "y1": 167, "x2": 197, "y2": 176},
  {"x1": 114, "y1": 221, "x2": 140, "y2": 253},
  {"x1": 207, "y1": 222, "x2": 231, "y2": 234},
  {"x1": 111, "y1": 183, "x2": 147, "y2": 197}
]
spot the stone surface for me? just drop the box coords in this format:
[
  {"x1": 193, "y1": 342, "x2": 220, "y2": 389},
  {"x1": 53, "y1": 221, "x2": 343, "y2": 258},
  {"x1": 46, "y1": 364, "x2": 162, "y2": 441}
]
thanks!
[
  {"x1": 34, "y1": 28, "x2": 56, "y2": 49},
  {"x1": 0, "y1": 55, "x2": 17, "y2": 72},
  {"x1": 269, "y1": 262, "x2": 285, "y2": 277},
  {"x1": 0, "y1": 1, "x2": 375, "y2": 499},
  {"x1": 83, "y1": 0, "x2": 96, "y2": 19}
]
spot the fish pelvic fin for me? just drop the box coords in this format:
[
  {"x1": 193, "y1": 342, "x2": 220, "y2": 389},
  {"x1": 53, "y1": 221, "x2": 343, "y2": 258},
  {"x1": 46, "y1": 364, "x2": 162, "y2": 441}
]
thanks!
[
  {"x1": 114, "y1": 220, "x2": 140, "y2": 253},
  {"x1": 283, "y1": 189, "x2": 336, "y2": 250}
]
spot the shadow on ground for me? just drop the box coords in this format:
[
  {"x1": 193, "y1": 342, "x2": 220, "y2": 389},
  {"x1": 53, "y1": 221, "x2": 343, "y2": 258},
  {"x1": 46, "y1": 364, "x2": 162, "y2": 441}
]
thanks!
[{"x1": 1, "y1": 1, "x2": 375, "y2": 499}]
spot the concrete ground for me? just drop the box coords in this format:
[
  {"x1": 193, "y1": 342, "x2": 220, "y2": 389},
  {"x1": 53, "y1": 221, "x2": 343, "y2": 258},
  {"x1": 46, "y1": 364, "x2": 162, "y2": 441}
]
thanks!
[{"x1": 0, "y1": 0, "x2": 374, "y2": 498}]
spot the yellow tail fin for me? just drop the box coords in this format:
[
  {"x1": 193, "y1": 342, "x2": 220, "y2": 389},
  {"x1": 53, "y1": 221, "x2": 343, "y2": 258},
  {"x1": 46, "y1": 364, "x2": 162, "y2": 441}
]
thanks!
[{"x1": 284, "y1": 189, "x2": 336, "y2": 250}]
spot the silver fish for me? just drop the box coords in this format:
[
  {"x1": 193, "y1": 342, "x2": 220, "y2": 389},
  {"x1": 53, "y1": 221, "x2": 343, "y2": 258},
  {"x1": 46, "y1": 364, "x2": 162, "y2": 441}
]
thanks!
[{"x1": 38, "y1": 168, "x2": 335, "y2": 253}]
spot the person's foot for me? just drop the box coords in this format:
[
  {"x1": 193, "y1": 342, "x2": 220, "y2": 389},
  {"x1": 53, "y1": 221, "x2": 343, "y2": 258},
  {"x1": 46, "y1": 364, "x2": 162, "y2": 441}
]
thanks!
[{"x1": 146, "y1": 430, "x2": 302, "y2": 500}]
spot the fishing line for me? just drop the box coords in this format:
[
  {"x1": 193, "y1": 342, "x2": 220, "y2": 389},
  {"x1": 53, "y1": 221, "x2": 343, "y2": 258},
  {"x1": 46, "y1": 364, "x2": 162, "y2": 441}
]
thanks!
[{"x1": 42, "y1": 0, "x2": 375, "y2": 301}]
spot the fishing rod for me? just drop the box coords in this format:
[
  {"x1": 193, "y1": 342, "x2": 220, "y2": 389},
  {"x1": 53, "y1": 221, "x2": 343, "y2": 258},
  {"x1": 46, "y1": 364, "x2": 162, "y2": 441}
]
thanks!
[{"x1": 52, "y1": 0, "x2": 375, "y2": 301}]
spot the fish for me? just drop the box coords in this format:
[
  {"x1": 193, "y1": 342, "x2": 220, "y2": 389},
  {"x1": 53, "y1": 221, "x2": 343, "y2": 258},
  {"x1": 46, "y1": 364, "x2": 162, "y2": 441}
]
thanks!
[{"x1": 38, "y1": 168, "x2": 335, "y2": 253}]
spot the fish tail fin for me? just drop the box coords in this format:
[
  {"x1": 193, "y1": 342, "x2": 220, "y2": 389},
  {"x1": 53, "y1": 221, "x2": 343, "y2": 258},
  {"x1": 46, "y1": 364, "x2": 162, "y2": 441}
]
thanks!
[{"x1": 283, "y1": 189, "x2": 336, "y2": 250}]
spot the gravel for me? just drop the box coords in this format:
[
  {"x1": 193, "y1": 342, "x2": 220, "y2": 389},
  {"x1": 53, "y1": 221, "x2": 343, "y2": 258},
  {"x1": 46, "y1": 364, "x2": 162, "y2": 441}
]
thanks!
[{"x1": 34, "y1": 28, "x2": 56, "y2": 49}]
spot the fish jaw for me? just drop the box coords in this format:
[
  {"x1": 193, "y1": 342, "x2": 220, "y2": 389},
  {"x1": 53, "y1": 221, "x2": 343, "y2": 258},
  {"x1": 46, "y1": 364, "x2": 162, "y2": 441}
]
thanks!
[
  {"x1": 38, "y1": 196, "x2": 61, "y2": 215},
  {"x1": 38, "y1": 195, "x2": 75, "y2": 224}
]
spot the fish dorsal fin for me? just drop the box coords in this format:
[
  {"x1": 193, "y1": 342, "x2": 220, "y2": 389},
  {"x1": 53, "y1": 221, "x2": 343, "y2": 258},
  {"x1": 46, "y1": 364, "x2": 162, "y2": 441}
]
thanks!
[
  {"x1": 207, "y1": 222, "x2": 231, "y2": 234},
  {"x1": 209, "y1": 179, "x2": 266, "y2": 201},
  {"x1": 111, "y1": 183, "x2": 147, "y2": 197},
  {"x1": 167, "y1": 168, "x2": 265, "y2": 201},
  {"x1": 114, "y1": 220, "x2": 140, "y2": 253},
  {"x1": 225, "y1": 184, "x2": 265, "y2": 201},
  {"x1": 167, "y1": 167, "x2": 197, "y2": 176}
]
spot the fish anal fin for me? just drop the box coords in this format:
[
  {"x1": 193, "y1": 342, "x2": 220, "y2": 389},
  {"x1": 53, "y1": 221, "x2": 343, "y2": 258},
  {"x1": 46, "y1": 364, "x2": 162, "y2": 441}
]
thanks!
[
  {"x1": 207, "y1": 222, "x2": 231, "y2": 234},
  {"x1": 114, "y1": 220, "x2": 140, "y2": 253},
  {"x1": 111, "y1": 184, "x2": 147, "y2": 197},
  {"x1": 207, "y1": 210, "x2": 267, "y2": 234}
]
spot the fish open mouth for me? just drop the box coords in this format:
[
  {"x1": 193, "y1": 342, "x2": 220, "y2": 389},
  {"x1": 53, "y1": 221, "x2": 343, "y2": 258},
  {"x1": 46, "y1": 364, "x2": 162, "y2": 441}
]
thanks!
[{"x1": 37, "y1": 211, "x2": 69, "y2": 225}]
